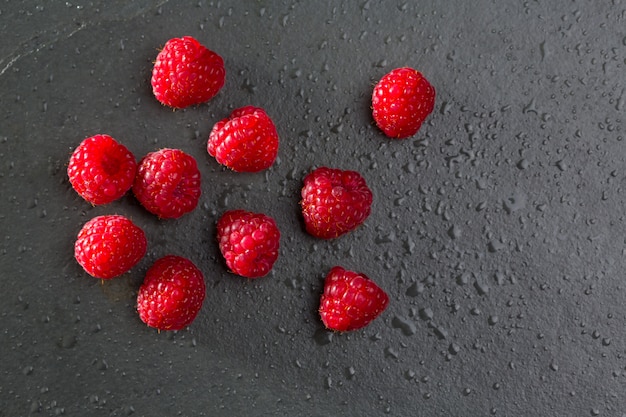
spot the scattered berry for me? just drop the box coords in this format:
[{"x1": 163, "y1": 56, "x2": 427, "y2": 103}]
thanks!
[
  {"x1": 207, "y1": 106, "x2": 279, "y2": 172},
  {"x1": 319, "y1": 266, "x2": 389, "y2": 332},
  {"x1": 137, "y1": 255, "x2": 206, "y2": 331},
  {"x1": 133, "y1": 148, "x2": 201, "y2": 219},
  {"x1": 300, "y1": 167, "x2": 373, "y2": 239},
  {"x1": 371, "y1": 67, "x2": 435, "y2": 138},
  {"x1": 67, "y1": 134, "x2": 137, "y2": 205},
  {"x1": 151, "y1": 35, "x2": 225, "y2": 109},
  {"x1": 74, "y1": 215, "x2": 147, "y2": 279},
  {"x1": 216, "y1": 209, "x2": 281, "y2": 278}
]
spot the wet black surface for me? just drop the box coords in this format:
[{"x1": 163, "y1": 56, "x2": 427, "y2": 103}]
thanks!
[{"x1": 1, "y1": 1, "x2": 626, "y2": 416}]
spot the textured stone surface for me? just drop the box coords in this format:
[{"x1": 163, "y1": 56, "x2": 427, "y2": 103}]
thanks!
[{"x1": 1, "y1": 1, "x2": 625, "y2": 416}]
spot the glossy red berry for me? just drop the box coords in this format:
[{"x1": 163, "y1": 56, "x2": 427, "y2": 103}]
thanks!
[
  {"x1": 67, "y1": 134, "x2": 137, "y2": 205},
  {"x1": 372, "y1": 67, "x2": 435, "y2": 138},
  {"x1": 74, "y1": 214, "x2": 147, "y2": 279},
  {"x1": 151, "y1": 36, "x2": 225, "y2": 108},
  {"x1": 207, "y1": 106, "x2": 279, "y2": 172},
  {"x1": 319, "y1": 266, "x2": 389, "y2": 332},
  {"x1": 137, "y1": 255, "x2": 206, "y2": 331},
  {"x1": 216, "y1": 209, "x2": 281, "y2": 278},
  {"x1": 300, "y1": 167, "x2": 373, "y2": 239},
  {"x1": 133, "y1": 148, "x2": 201, "y2": 219}
]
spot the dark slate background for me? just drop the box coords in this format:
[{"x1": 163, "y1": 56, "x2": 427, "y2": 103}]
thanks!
[{"x1": 1, "y1": 1, "x2": 625, "y2": 416}]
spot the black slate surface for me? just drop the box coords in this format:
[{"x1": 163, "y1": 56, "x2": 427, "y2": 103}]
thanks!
[{"x1": 2, "y1": 1, "x2": 626, "y2": 416}]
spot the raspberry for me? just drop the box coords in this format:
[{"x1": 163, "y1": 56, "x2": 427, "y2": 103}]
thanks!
[
  {"x1": 319, "y1": 266, "x2": 389, "y2": 332},
  {"x1": 300, "y1": 167, "x2": 373, "y2": 239},
  {"x1": 133, "y1": 148, "x2": 201, "y2": 219},
  {"x1": 216, "y1": 209, "x2": 281, "y2": 278},
  {"x1": 74, "y1": 215, "x2": 147, "y2": 279},
  {"x1": 67, "y1": 134, "x2": 137, "y2": 205},
  {"x1": 371, "y1": 67, "x2": 435, "y2": 138},
  {"x1": 137, "y1": 255, "x2": 206, "y2": 331},
  {"x1": 207, "y1": 106, "x2": 279, "y2": 172},
  {"x1": 151, "y1": 36, "x2": 225, "y2": 108}
]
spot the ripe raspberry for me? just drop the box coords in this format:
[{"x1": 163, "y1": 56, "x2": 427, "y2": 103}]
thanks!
[
  {"x1": 319, "y1": 266, "x2": 389, "y2": 332},
  {"x1": 207, "y1": 106, "x2": 279, "y2": 172},
  {"x1": 74, "y1": 215, "x2": 147, "y2": 279},
  {"x1": 300, "y1": 167, "x2": 373, "y2": 239},
  {"x1": 216, "y1": 209, "x2": 280, "y2": 278},
  {"x1": 137, "y1": 255, "x2": 206, "y2": 331},
  {"x1": 133, "y1": 148, "x2": 201, "y2": 219},
  {"x1": 371, "y1": 67, "x2": 435, "y2": 139},
  {"x1": 67, "y1": 134, "x2": 137, "y2": 205},
  {"x1": 151, "y1": 35, "x2": 225, "y2": 109}
]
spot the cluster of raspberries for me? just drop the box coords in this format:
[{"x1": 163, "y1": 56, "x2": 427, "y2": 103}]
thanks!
[{"x1": 68, "y1": 36, "x2": 435, "y2": 332}]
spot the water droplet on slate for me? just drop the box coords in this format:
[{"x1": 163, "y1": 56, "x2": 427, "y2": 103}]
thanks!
[
  {"x1": 448, "y1": 343, "x2": 460, "y2": 355},
  {"x1": 448, "y1": 225, "x2": 462, "y2": 240},
  {"x1": 488, "y1": 239, "x2": 505, "y2": 252},
  {"x1": 474, "y1": 280, "x2": 489, "y2": 296},
  {"x1": 384, "y1": 347, "x2": 399, "y2": 359},
  {"x1": 406, "y1": 282, "x2": 424, "y2": 297},
  {"x1": 428, "y1": 323, "x2": 448, "y2": 340},
  {"x1": 503, "y1": 191, "x2": 526, "y2": 214},
  {"x1": 391, "y1": 316, "x2": 417, "y2": 336},
  {"x1": 59, "y1": 334, "x2": 77, "y2": 349},
  {"x1": 456, "y1": 272, "x2": 470, "y2": 286},
  {"x1": 418, "y1": 308, "x2": 433, "y2": 321},
  {"x1": 313, "y1": 328, "x2": 333, "y2": 345}
]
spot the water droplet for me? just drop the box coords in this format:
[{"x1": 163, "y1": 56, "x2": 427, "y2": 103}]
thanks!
[
  {"x1": 503, "y1": 191, "x2": 527, "y2": 214},
  {"x1": 406, "y1": 282, "x2": 423, "y2": 297},
  {"x1": 428, "y1": 323, "x2": 448, "y2": 340},
  {"x1": 474, "y1": 280, "x2": 490, "y2": 296},
  {"x1": 313, "y1": 328, "x2": 333, "y2": 345},
  {"x1": 384, "y1": 346, "x2": 399, "y2": 359},
  {"x1": 58, "y1": 334, "x2": 77, "y2": 349},
  {"x1": 555, "y1": 160, "x2": 567, "y2": 171},
  {"x1": 418, "y1": 308, "x2": 433, "y2": 321},
  {"x1": 456, "y1": 272, "x2": 470, "y2": 286},
  {"x1": 448, "y1": 225, "x2": 462, "y2": 240},
  {"x1": 391, "y1": 316, "x2": 417, "y2": 336}
]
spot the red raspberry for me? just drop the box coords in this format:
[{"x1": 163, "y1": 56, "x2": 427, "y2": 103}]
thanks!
[
  {"x1": 74, "y1": 215, "x2": 147, "y2": 279},
  {"x1": 133, "y1": 148, "x2": 201, "y2": 219},
  {"x1": 137, "y1": 255, "x2": 206, "y2": 331},
  {"x1": 216, "y1": 210, "x2": 281, "y2": 278},
  {"x1": 67, "y1": 134, "x2": 137, "y2": 205},
  {"x1": 207, "y1": 106, "x2": 279, "y2": 172},
  {"x1": 319, "y1": 266, "x2": 389, "y2": 332},
  {"x1": 300, "y1": 167, "x2": 373, "y2": 239},
  {"x1": 371, "y1": 67, "x2": 435, "y2": 139},
  {"x1": 151, "y1": 35, "x2": 225, "y2": 109}
]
